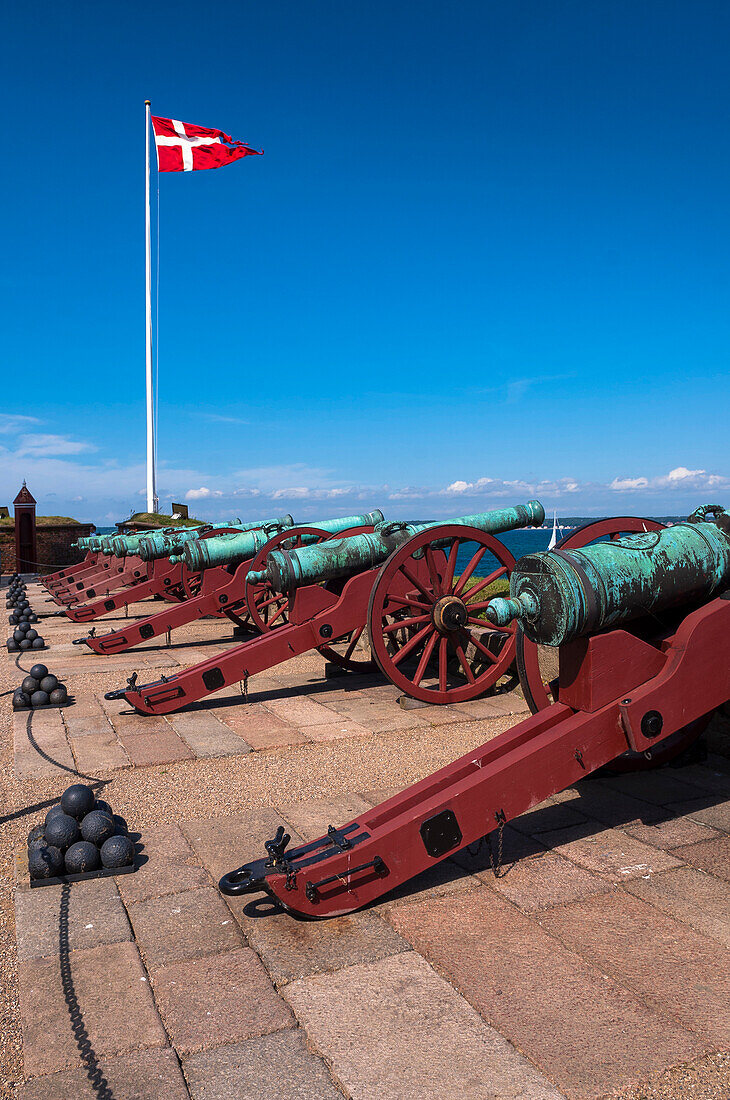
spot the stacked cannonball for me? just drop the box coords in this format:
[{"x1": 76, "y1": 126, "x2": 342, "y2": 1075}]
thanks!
[
  {"x1": 6, "y1": 577, "x2": 46, "y2": 652},
  {"x1": 28, "y1": 784, "x2": 136, "y2": 882},
  {"x1": 13, "y1": 663, "x2": 69, "y2": 710}
]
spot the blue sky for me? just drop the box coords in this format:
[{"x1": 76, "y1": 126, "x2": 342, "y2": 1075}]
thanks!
[{"x1": 2, "y1": 1, "x2": 729, "y2": 523}]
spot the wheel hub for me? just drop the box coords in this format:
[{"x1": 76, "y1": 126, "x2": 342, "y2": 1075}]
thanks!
[{"x1": 432, "y1": 595, "x2": 468, "y2": 634}]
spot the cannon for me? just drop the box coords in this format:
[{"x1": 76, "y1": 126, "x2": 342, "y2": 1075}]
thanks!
[
  {"x1": 104, "y1": 501, "x2": 544, "y2": 715},
  {"x1": 217, "y1": 505, "x2": 730, "y2": 918},
  {"x1": 77, "y1": 512, "x2": 385, "y2": 653},
  {"x1": 59, "y1": 516, "x2": 297, "y2": 622}
]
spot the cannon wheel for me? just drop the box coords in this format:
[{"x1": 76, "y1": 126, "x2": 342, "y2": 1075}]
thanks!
[
  {"x1": 515, "y1": 516, "x2": 710, "y2": 771},
  {"x1": 368, "y1": 525, "x2": 517, "y2": 704},
  {"x1": 244, "y1": 527, "x2": 335, "y2": 633}
]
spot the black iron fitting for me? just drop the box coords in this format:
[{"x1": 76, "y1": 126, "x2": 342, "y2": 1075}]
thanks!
[
  {"x1": 327, "y1": 825, "x2": 352, "y2": 851},
  {"x1": 304, "y1": 856, "x2": 387, "y2": 904}
]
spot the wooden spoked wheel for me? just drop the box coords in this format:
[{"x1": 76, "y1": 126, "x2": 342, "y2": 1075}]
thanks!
[
  {"x1": 244, "y1": 527, "x2": 333, "y2": 633},
  {"x1": 368, "y1": 525, "x2": 517, "y2": 704},
  {"x1": 515, "y1": 516, "x2": 708, "y2": 771}
]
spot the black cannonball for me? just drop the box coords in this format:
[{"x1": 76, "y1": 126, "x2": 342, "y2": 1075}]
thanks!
[
  {"x1": 29, "y1": 613, "x2": 38, "y2": 622},
  {"x1": 21, "y1": 675, "x2": 39, "y2": 694},
  {"x1": 19, "y1": 639, "x2": 32, "y2": 650},
  {"x1": 100, "y1": 834, "x2": 134, "y2": 869},
  {"x1": 18, "y1": 601, "x2": 29, "y2": 611},
  {"x1": 61, "y1": 784, "x2": 95, "y2": 820},
  {"x1": 13, "y1": 629, "x2": 25, "y2": 643},
  {"x1": 30, "y1": 663, "x2": 48, "y2": 680},
  {"x1": 27, "y1": 824, "x2": 45, "y2": 846},
  {"x1": 94, "y1": 799, "x2": 113, "y2": 819},
  {"x1": 44, "y1": 812, "x2": 80, "y2": 851},
  {"x1": 28, "y1": 845, "x2": 64, "y2": 880},
  {"x1": 65, "y1": 841, "x2": 101, "y2": 874},
  {"x1": 39, "y1": 674, "x2": 58, "y2": 694},
  {"x1": 49, "y1": 686, "x2": 68, "y2": 706},
  {"x1": 31, "y1": 689, "x2": 49, "y2": 706},
  {"x1": 25, "y1": 629, "x2": 38, "y2": 642},
  {"x1": 32, "y1": 637, "x2": 46, "y2": 649},
  {"x1": 81, "y1": 810, "x2": 115, "y2": 846},
  {"x1": 17, "y1": 623, "x2": 30, "y2": 635},
  {"x1": 45, "y1": 804, "x2": 65, "y2": 829},
  {"x1": 7, "y1": 638, "x2": 19, "y2": 652},
  {"x1": 9, "y1": 613, "x2": 20, "y2": 624},
  {"x1": 12, "y1": 691, "x2": 30, "y2": 710},
  {"x1": 28, "y1": 834, "x2": 48, "y2": 852}
]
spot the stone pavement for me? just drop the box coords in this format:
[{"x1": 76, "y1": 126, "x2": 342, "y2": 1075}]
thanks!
[
  {"x1": 9, "y1": 583, "x2": 730, "y2": 1097},
  {"x1": 12, "y1": 583, "x2": 526, "y2": 780}
]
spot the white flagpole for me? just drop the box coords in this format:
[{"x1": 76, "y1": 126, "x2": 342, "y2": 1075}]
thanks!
[{"x1": 144, "y1": 99, "x2": 159, "y2": 514}]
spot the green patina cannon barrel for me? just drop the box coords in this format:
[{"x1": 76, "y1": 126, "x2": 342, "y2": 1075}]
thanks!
[
  {"x1": 486, "y1": 507, "x2": 730, "y2": 646},
  {"x1": 135, "y1": 516, "x2": 293, "y2": 563},
  {"x1": 184, "y1": 511, "x2": 386, "y2": 572},
  {"x1": 106, "y1": 526, "x2": 203, "y2": 557},
  {"x1": 247, "y1": 502, "x2": 545, "y2": 593}
]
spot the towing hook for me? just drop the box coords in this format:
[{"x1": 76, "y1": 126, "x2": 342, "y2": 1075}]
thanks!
[
  {"x1": 219, "y1": 866, "x2": 265, "y2": 896},
  {"x1": 104, "y1": 688, "x2": 126, "y2": 700}
]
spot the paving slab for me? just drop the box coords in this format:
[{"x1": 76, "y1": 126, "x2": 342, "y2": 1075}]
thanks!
[
  {"x1": 538, "y1": 821, "x2": 682, "y2": 881},
  {"x1": 388, "y1": 891, "x2": 702, "y2": 1100},
  {"x1": 315, "y1": 694, "x2": 427, "y2": 733},
  {"x1": 673, "y1": 762, "x2": 730, "y2": 797},
  {"x1": 666, "y1": 795, "x2": 730, "y2": 833},
  {"x1": 183, "y1": 1029, "x2": 343, "y2": 1100},
  {"x1": 180, "y1": 808, "x2": 300, "y2": 886},
  {"x1": 128, "y1": 885, "x2": 244, "y2": 969},
  {"x1": 117, "y1": 823, "x2": 210, "y2": 905},
  {"x1": 117, "y1": 728, "x2": 195, "y2": 767},
  {"x1": 625, "y1": 866, "x2": 730, "y2": 950},
  {"x1": 621, "y1": 813, "x2": 719, "y2": 850},
  {"x1": 597, "y1": 769, "x2": 713, "y2": 807},
  {"x1": 302, "y1": 718, "x2": 374, "y2": 742},
  {"x1": 217, "y1": 704, "x2": 306, "y2": 751},
  {"x1": 17, "y1": 1046, "x2": 189, "y2": 1100},
  {"x1": 166, "y1": 710, "x2": 251, "y2": 757},
  {"x1": 15, "y1": 878, "x2": 131, "y2": 961},
  {"x1": 540, "y1": 890, "x2": 730, "y2": 1046},
  {"x1": 19, "y1": 940, "x2": 166, "y2": 1076},
  {"x1": 263, "y1": 695, "x2": 349, "y2": 727},
  {"x1": 283, "y1": 950, "x2": 563, "y2": 1100},
  {"x1": 673, "y1": 835, "x2": 730, "y2": 881},
  {"x1": 451, "y1": 825, "x2": 548, "y2": 876},
  {"x1": 62, "y1": 706, "x2": 113, "y2": 738},
  {"x1": 70, "y1": 731, "x2": 130, "y2": 773},
  {"x1": 151, "y1": 947, "x2": 294, "y2": 1055},
  {"x1": 238, "y1": 901, "x2": 409, "y2": 986},
  {"x1": 484, "y1": 848, "x2": 612, "y2": 911},
  {"x1": 453, "y1": 694, "x2": 528, "y2": 720},
  {"x1": 562, "y1": 779, "x2": 669, "y2": 827},
  {"x1": 14, "y1": 709, "x2": 76, "y2": 780}
]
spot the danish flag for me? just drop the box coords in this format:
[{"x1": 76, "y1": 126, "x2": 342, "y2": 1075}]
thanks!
[{"x1": 151, "y1": 116, "x2": 263, "y2": 173}]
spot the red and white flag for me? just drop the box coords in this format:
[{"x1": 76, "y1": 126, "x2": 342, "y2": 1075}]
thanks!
[{"x1": 151, "y1": 116, "x2": 263, "y2": 173}]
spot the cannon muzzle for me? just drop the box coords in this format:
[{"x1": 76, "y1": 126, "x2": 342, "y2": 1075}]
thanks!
[
  {"x1": 185, "y1": 512, "x2": 385, "y2": 572},
  {"x1": 252, "y1": 501, "x2": 545, "y2": 594},
  {"x1": 486, "y1": 508, "x2": 730, "y2": 646}
]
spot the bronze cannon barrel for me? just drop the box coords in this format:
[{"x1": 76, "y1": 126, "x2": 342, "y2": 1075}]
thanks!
[
  {"x1": 486, "y1": 509, "x2": 730, "y2": 646},
  {"x1": 183, "y1": 511, "x2": 385, "y2": 572},
  {"x1": 135, "y1": 516, "x2": 293, "y2": 563},
  {"x1": 248, "y1": 501, "x2": 545, "y2": 593}
]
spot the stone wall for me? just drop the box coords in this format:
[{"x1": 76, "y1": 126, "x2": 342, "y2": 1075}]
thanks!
[{"x1": 0, "y1": 523, "x2": 95, "y2": 575}]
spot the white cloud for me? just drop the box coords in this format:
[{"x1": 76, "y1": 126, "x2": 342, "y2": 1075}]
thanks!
[
  {"x1": 185, "y1": 487, "x2": 223, "y2": 500},
  {"x1": 667, "y1": 466, "x2": 705, "y2": 482},
  {"x1": 17, "y1": 434, "x2": 97, "y2": 458},
  {"x1": 0, "y1": 414, "x2": 41, "y2": 434},
  {"x1": 610, "y1": 476, "x2": 649, "y2": 491}
]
